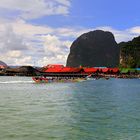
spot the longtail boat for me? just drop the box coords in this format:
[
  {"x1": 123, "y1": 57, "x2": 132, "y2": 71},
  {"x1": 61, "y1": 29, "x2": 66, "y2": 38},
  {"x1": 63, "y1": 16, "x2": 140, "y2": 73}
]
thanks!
[{"x1": 32, "y1": 77, "x2": 86, "y2": 83}]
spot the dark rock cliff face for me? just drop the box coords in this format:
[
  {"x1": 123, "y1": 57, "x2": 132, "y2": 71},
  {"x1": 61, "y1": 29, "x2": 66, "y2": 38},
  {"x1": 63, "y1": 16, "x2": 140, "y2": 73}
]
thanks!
[{"x1": 66, "y1": 30, "x2": 120, "y2": 67}]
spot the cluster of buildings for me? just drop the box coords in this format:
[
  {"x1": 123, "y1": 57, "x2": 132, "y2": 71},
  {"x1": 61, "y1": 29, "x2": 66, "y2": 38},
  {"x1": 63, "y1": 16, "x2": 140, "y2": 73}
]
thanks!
[
  {"x1": 41, "y1": 64, "x2": 119, "y2": 77},
  {"x1": 0, "y1": 61, "x2": 140, "y2": 77},
  {"x1": 42, "y1": 64, "x2": 140, "y2": 74},
  {"x1": 40, "y1": 64, "x2": 140, "y2": 78}
]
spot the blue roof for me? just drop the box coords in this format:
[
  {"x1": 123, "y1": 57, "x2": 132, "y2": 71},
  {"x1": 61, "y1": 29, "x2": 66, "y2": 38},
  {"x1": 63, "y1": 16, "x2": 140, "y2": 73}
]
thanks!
[{"x1": 136, "y1": 68, "x2": 140, "y2": 71}]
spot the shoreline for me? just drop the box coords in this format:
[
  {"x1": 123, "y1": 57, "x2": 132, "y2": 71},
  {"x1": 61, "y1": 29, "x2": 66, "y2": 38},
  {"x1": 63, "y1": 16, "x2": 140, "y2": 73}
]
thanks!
[{"x1": 0, "y1": 73, "x2": 140, "y2": 79}]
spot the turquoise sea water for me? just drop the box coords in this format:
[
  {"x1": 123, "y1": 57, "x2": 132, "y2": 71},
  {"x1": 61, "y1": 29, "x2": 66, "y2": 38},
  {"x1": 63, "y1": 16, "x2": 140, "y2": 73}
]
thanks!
[{"x1": 0, "y1": 76, "x2": 140, "y2": 140}]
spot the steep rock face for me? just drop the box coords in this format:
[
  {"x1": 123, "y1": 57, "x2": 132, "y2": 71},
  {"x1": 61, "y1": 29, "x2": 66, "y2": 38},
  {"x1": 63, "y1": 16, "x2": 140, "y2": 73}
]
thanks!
[{"x1": 66, "y1": 30, "x2": 120, "y2": 67}]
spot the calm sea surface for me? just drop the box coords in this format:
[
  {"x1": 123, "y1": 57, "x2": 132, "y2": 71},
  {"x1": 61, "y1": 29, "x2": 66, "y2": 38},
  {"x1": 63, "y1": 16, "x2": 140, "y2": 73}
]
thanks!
[{"x1": 0, "y1": 76, "x2": 140, "y2": 140}]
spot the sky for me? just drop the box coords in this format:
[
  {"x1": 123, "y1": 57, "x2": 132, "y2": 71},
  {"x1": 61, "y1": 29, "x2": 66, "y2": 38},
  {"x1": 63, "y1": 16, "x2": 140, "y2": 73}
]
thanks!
[{"x1": 0, "y1": 0, "x2": 140, "y2": 66}]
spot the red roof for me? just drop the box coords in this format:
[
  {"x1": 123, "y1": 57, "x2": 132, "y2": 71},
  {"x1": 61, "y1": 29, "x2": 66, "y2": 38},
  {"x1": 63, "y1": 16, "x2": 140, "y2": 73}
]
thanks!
[
  {"x1": 84, "y1": 68, "x2": 98, "y2": 73},
  {"x1": 43, "y1": 64, "x2": 64, "y2": 72},
  {"x1": 44, "y1": 67, "x2": 82, "y2": 73},
  {"x1": 0, "y1": 65, "x2": 6, "y2": 69},
  {"x1": 109, "y1": 68, "x2": 119, "y2": 73},
  {"x1": 44, "y1": 67, "x2": 62, "y2": 73},
  {"x1": 101, "y1": 68, "x2": 109, "y2": 73},
  {"x1": 70, "y1": 68, "x2": 82, "y2": 72},
  {"x1": 60, "y1": 67, "x2": 77, "y2": 72},
  {"x1": 42, "y1": 65, "x2": 120, "y2": 74}
]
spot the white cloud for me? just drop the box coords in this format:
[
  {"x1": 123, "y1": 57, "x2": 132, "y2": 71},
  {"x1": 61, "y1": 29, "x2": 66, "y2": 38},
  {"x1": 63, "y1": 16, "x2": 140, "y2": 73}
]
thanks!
[
  {"x1": 0, "y1": 0, "x2": 71, "y2": 19},
  {"x1": 94, "y1": 26, "x2": 140, "y2": 42},
  {"x1": 40, "y1": 34, "x2": 71, "y2": 65},
  {"x1": 0, "y1": 19, "x2": 73, "y2": 66},
  {"x1": 55, "y1": 0, "x2": 71, "y2": 6},
  {"x1": 11, "y1": 20, "x2": 53, "y2": 38},
  {"x1": 128, "y1": 26, "x2": 140, "y2": 34},
  {"x1": 37, "y1": 54, "x2": 68, "y2": 66},
  {"x1": 14, "y1": 56, "x2": 32, "y2": 65},
  {"x1": 43, "y1": 34, "x2": 70, "y2": 53},
  {"x1": 6, "y1": 50, "x2": 22, "y2": 58},
  {"x1": 0, "y1": 24, "x2": 29, "y2": 52},
  {"x1": 0, "y1": 50, "x2": 32, "y2": 66}
]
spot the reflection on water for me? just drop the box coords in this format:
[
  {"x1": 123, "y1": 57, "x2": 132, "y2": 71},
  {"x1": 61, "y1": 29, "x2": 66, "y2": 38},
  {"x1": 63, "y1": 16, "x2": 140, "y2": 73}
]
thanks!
[{"x1": 0, "y1": 76, "x2": 140, "y2": 140}]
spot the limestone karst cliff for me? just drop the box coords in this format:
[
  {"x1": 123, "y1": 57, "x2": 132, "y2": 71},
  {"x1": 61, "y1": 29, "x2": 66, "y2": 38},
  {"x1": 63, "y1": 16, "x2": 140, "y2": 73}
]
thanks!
[{"x1": 66, "y1": 30, "x2": 120, "y2": 67}]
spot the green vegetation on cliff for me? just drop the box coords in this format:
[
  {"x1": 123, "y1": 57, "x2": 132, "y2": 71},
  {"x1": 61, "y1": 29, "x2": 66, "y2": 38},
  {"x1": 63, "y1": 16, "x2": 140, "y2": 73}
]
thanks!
[{"x1": 119, "y1": 36, "x2": 140, "y2": 68}]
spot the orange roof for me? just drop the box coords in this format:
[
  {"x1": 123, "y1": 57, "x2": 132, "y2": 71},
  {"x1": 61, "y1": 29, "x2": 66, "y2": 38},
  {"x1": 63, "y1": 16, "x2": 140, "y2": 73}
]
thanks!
[{"x1": 84, "y1": 68, "x2": 98, "y2": 73}]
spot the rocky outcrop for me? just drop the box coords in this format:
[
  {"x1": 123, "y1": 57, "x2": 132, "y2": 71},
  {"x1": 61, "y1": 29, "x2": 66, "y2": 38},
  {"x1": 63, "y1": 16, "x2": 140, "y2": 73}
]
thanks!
[
  {"x1": 0, "y1": 61, "x2": 7, "y2": 67},
  {"x1": 3, "y1": 66, "x2": 40, "y2": 76},
  {"x1": 66, "y1": 30, "x2": 120, "y2": 67}
]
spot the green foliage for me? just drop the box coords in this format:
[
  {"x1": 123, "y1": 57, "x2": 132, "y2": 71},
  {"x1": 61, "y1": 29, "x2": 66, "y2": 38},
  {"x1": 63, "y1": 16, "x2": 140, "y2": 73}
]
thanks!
[
  {"x1": 119, "y1": 36, "x2": 140, "y2": 68},
  {"x1": 127, "y1": 55, "x2": 136, "y2": 68}
]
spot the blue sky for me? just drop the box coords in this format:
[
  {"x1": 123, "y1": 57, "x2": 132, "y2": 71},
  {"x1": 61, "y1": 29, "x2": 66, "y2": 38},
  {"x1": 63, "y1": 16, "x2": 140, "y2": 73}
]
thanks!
[
  {"x1": 0, "y1": 0, "x2": 140, "y2": 66},
  {"x1": 28, "y1": 0, "x2": 140, "y2": 29}
]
